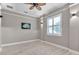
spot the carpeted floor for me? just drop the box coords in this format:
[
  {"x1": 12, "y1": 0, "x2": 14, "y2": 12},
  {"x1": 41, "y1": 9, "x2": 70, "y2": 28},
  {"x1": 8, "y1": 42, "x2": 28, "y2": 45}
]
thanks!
[{"x1": 0, "y1": 40, "x2": 77, "y2": 55}]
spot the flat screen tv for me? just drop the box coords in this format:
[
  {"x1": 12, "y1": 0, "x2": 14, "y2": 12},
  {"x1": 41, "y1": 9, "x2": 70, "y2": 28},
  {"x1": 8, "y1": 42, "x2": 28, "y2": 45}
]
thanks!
[{"x1": 21, "y1": 23, "x2": 31, "y2": 29}]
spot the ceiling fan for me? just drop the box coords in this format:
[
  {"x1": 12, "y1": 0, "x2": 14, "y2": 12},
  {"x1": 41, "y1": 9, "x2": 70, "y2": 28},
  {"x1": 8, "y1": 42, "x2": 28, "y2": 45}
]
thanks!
[{"x1": 25, "y1": 3, "x2": 46, "y2": 10}]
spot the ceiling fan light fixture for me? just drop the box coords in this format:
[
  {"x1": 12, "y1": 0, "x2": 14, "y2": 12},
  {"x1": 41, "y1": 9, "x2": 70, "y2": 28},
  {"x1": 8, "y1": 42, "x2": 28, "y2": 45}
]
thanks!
[
  {"x1": 26, "y1": 3, "x2": 46, "y2": 10},
  {"x1": 36, "y1": 6, "x2": 41, "y2": 10},
  {"x1": 29, "y1": 6, "x2": 34, "y2": 10}
]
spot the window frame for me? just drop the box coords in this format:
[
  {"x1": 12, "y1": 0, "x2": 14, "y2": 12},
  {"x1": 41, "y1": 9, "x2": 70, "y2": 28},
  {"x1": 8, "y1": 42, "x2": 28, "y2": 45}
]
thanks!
[
  {"x1": 47, "y1": 17, "x2": 53, "y2": 35},
  {"x1": 47, "y1": 13, "x2": 62, "y2": 36}
]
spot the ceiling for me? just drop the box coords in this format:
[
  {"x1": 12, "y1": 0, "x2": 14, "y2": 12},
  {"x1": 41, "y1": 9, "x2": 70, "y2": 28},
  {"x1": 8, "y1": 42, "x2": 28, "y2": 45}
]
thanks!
[
  {"x1": 2, "y1": 3, "x2": 67, "y2": 18},
  {"x1": 70, "y1": 4, "x2": 79, "y2": 14}
]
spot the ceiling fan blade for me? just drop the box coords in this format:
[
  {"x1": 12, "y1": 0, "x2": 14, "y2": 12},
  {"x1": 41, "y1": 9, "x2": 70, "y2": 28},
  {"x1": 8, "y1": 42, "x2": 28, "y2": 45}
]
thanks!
[
  {"x1": 29, "y1": 6, "x2": 34, "y2": 10},
  {"x1": 38, "y1": 3, "x2": 46, "y2": 6},
  {"x1": 36, "y1": 6, "x2": 42, "y2": 10},
  {"x1": 24, "y1": 3, "x2": 33, "y2": 5}
]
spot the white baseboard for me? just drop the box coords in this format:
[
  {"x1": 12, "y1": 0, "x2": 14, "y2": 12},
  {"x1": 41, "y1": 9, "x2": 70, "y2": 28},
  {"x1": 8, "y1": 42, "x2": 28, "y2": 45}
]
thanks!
[
  {"x1": 40, "y1": 40, "x2": 79, "y2": 54},
  {"x1": 1, "y1": 39, "x2": 40, "y2": 47}
]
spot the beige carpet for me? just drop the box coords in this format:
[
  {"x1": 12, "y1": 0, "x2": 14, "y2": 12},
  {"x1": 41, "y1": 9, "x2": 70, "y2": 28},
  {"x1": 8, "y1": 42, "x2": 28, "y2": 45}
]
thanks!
[{"x1": 0, "y1": 40, "x2": 77, "y2": 55}]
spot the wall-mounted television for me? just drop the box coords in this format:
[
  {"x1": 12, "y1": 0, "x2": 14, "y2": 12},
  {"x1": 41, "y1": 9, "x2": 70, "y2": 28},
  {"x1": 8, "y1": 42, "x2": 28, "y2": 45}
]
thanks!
[{"x1": 21, "y1": 23, "x2": 31, "y2": 29}]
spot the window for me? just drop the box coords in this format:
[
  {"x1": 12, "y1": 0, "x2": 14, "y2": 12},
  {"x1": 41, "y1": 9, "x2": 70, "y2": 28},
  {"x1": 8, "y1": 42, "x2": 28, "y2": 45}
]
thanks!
[
  {"x1": 53, "y1": 14, "x2": 62, "y2": 35},
  {"x1": 47, "y1": 17, "x2": 53, "y2": 35},
  {"x1": 47, "y1": 14, "x2": 62, "y2": 36}
]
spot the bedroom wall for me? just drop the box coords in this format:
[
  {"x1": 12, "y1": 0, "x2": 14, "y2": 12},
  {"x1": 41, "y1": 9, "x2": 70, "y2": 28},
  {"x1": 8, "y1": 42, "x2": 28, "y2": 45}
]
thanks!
[
  {"x1": 0, "y1": 18, "x2": 1, "y2": 51},
  {"x1": 0, "y1": 4, "x2": 1, "y2": 51},
  {"x1": 70, "y1": 16, "x2": 79, "y2": 51},
  {"x1": 1, "y1": 9, "x2": 39, "y2": 44},
  {"x1": 70, "y1": 4, "x2": 79, "y2": 51},
  {"x1": 41, "y1": 5, "x2": 70, "y2": 48}
]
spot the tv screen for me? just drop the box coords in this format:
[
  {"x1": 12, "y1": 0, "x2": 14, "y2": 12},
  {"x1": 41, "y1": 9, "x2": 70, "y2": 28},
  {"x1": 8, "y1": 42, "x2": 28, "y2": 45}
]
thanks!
[{"x1": 21, "y1": 23, "x2": 31, "y2": 29}]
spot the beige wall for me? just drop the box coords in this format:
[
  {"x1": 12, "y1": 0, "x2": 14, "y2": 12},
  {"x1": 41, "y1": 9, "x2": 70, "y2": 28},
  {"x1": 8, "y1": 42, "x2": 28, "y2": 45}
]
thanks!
[
  {"x1": 70, "y1": 4, "x2": 79, "y2": 51},
  {"x1": 0, "y1": 18, "x2": 1, "y2": 50},
  {"x1": 70, "y1": 16, "x2": 79, "y2": 51},
  {"x1": 41, "y1": 5, "x2": 70, "y2": 48},
  {"x1": 0, "y1": 4, "x2": 1, "y2": 51},
  {"x1": 1, "y1": 9, "x2": 39, "y2": 44}
]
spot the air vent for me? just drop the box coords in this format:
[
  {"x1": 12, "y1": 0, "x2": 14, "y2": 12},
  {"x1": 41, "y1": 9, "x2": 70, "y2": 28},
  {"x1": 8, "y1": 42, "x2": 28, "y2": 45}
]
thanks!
[{"x1": 7, "y1": 5, "x2": 13, "y2": 9}]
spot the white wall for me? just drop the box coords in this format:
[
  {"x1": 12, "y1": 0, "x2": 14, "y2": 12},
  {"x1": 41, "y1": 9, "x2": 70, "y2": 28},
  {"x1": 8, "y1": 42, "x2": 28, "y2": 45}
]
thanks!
[
  {"x1": 69, "y1": 4, "x2": 79, "y2": 51},
  {"x1": 0, "y1": 18, "x2": 1, "y2": 51},
  {"x1": 70, "y1": 16, "x2": 79, "y2": 51},
  {"x1": 0, "y1": 4, "x2": 1, "y2": 51},
  {"x1": 1, "y1": 9, "x2": 38, "y2": 44},
  {"x1": 0, "y1": 16, "x2": 1, "y2": 51}
]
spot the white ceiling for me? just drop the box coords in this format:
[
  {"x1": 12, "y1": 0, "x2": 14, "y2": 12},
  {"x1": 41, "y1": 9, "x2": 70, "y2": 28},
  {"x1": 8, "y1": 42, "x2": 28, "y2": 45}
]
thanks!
[
  {"x1": 2, "y1": 3, "x2": 67, "y2": 18},
  {"x1": 70, "y1": 4, "x2": 79, "y2": 14}
]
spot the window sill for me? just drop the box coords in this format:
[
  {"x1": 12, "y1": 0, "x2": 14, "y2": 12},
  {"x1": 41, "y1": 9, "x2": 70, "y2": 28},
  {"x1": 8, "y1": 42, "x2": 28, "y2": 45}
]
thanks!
[{"x1": 47, "y1": 33, "x2": 62, "y2": 36}]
